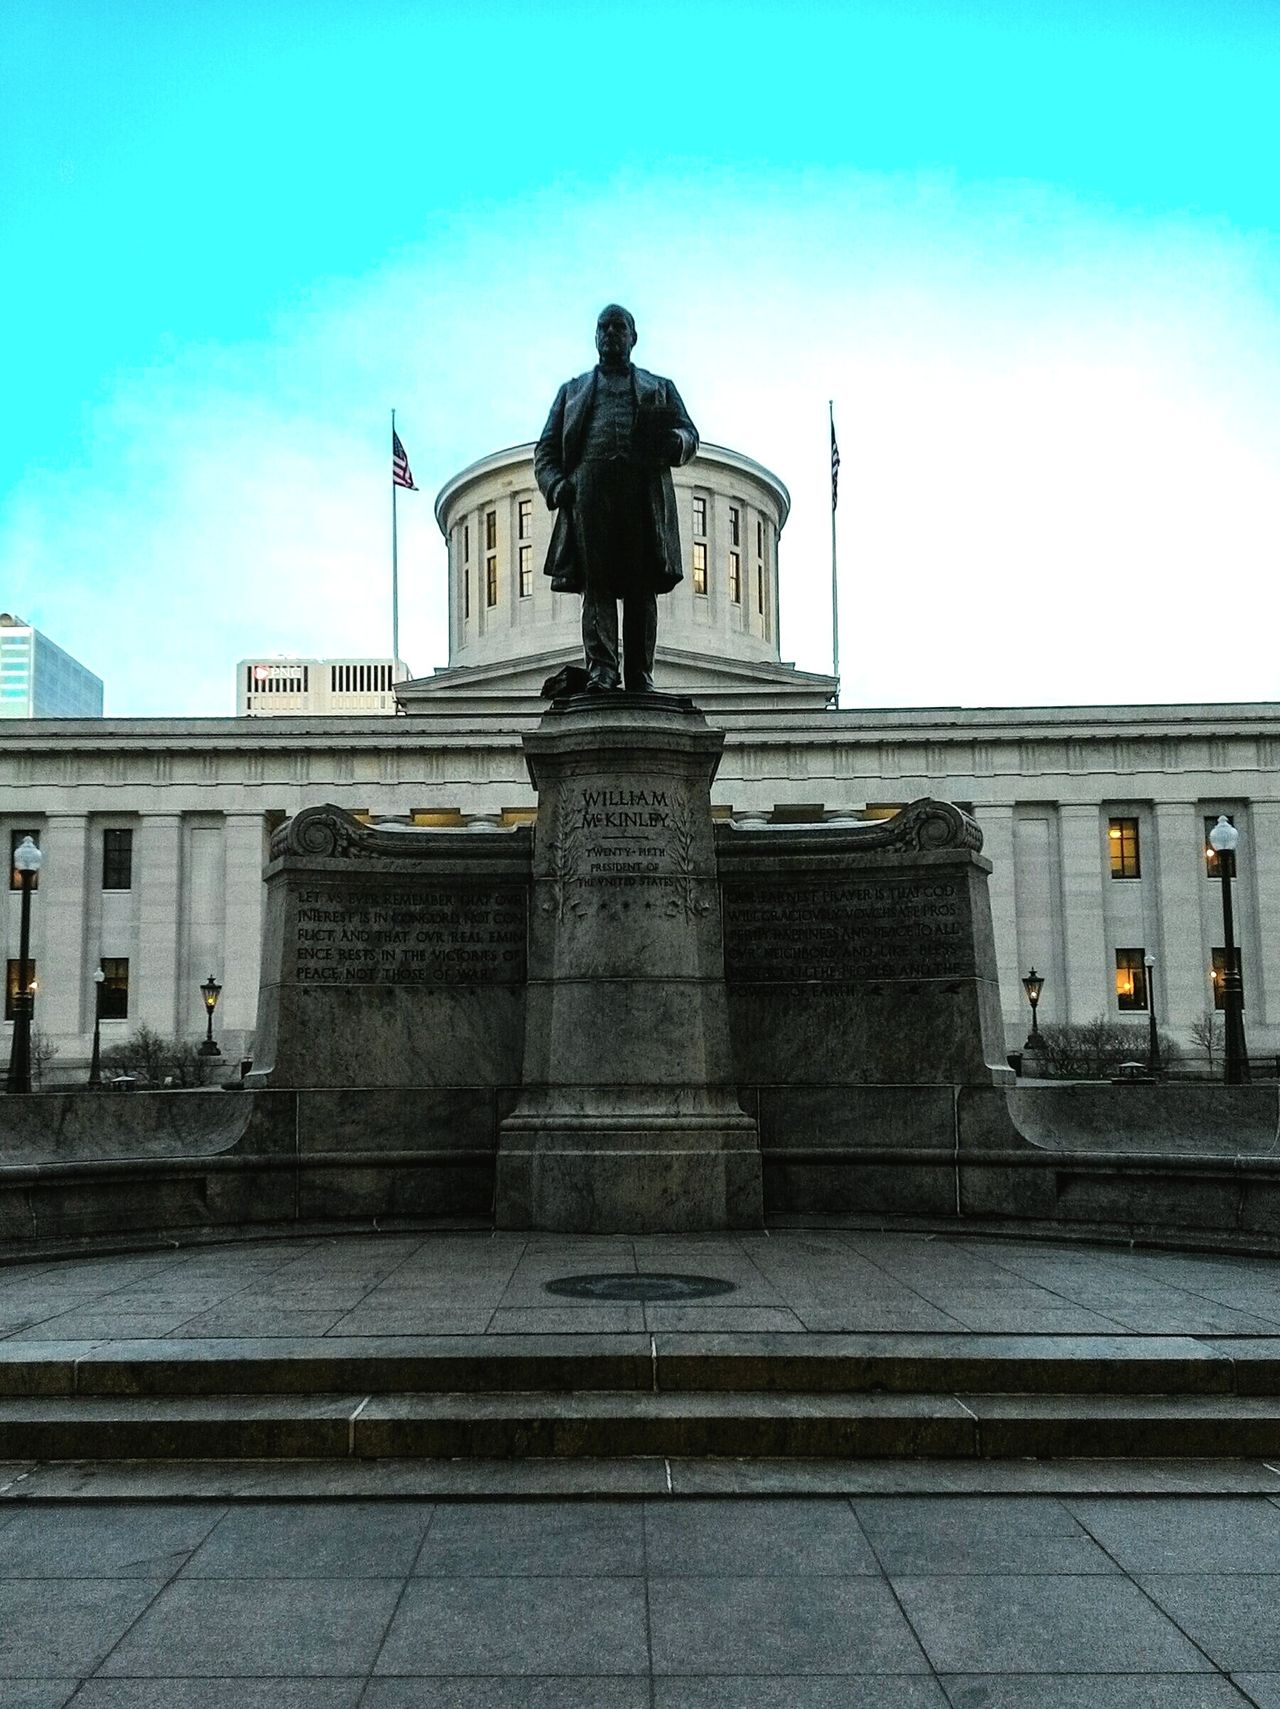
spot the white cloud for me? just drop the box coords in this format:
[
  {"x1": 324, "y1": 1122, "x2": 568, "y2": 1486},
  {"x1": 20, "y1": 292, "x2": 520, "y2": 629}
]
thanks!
[{"x1": 6, "y1": 166, "x2": 1279, "y2": 713}]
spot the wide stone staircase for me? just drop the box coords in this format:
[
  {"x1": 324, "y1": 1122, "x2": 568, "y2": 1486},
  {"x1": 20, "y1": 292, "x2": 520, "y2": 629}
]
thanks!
[{"x1": 3, "y1": 1333, "x2": 1280, "y2": 1463}]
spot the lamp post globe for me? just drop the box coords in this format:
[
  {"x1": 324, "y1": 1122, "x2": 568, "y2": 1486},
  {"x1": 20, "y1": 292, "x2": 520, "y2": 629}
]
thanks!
[
  {"x1": 1143, "y1": 952, "x2": 1162, "y2": 1077},
  {"x1": 1208, "y1": 815, "x2": 1249, "y2": 1084},
  {"x1": 5, "y1": 836, "x2": 44, "y2": 1096}
]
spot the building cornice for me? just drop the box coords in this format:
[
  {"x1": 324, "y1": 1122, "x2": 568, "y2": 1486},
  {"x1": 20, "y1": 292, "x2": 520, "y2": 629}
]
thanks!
[{"x1": 433, "y1": 440, "x2": 792, "y2": 533}]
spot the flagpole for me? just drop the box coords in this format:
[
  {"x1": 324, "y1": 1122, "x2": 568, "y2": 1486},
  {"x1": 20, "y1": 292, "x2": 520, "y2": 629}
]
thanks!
[
  {"x1": 391, "y1": 407, "x2": 401, "y2": 681},
  {"x1": 829, "y1": 400, "x2": 839, "y2": 701}
]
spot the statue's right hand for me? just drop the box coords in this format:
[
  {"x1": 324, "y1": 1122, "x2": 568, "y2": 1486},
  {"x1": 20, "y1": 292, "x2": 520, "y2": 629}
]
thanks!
[{"x1": 553, "y1": 477, "x2": 575, "y2": 508}]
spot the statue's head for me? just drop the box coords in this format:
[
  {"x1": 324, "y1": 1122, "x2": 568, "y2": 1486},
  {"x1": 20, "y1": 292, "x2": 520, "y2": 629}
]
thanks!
[{"x1": 596, "y1": 304, "x2": 637, "y2": 369}]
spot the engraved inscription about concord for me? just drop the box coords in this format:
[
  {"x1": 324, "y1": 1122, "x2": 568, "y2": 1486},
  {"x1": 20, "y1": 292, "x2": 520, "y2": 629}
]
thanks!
[
  {"x1": 723, "y1": 875, "x2": 975, "y2": 982},
  {"x1": 290, "y1": 884, "x2": 526, "y2": 985}
]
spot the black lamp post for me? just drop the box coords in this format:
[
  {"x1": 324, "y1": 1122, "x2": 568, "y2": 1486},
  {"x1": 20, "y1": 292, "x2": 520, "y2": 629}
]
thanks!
[
  {"x1": 1143, "y1": 952, "x2": 1162, "y2": 1077},
  {"x1": 1208, "y1": 815, "x2": 1249, "y2": 1085},
  {"x1": 5, "y1": 836, "x2": 44, "y2": 1095},
  {"x1": 1021, "y1": 968, "x2": 1045, "y2": 1049},
  {"x1": 199, "y1": 974, "x2": 223, "y2": 1057},
  {"x1": 88, "y1": 966, "x2": 105, "y2": 1089}
]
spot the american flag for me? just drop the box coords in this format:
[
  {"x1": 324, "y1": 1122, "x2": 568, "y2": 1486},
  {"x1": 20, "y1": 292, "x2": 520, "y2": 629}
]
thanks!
[
  {"x1": 830, "y1": 414, "x2": 841, "y2": 512},
  {"x1": 393, "y1": 430, "x2": 416, "y2": 490}
]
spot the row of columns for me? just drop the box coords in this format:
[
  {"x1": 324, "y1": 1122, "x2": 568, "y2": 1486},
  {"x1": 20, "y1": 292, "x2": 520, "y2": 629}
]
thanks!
[
  {"x1": 981, "y1": 798, "x2": 1278, "y2": 1035},
  {"x1": 10, "y1": 812, "x2": 265, "y2": 1047}
]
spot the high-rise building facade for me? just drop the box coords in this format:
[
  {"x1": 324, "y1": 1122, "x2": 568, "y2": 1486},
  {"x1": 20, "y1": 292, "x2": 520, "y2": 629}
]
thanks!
[{"x1": 0, "y1": 614, "x2": 104, "y2": 718}]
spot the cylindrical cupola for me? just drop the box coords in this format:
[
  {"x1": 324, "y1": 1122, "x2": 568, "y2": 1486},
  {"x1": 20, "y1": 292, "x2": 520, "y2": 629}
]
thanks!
[{"x1": 434, "y1": 442, "x2": 790, "y2": 674}]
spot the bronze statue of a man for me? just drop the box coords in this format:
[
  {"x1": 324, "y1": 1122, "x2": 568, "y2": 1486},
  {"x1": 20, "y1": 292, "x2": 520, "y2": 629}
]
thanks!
[{"x1": 535, "y1": 305, "x2": 698, "y2": 693}]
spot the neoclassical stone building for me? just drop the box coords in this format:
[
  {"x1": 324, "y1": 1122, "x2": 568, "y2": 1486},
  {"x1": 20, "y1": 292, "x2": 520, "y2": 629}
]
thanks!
[{"x1": 4, "y1": 440, "x2": 1278, "y2": 1077}]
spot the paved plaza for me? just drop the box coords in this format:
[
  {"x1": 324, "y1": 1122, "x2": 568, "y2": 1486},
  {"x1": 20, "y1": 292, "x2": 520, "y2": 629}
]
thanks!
[
  {"x1": 4, "y1": 1492, "x2": 1280, "y2": 1702},
  {"x1": 6, "y1": 1226, "x2": 1280, "y2": 1341},
  {"x1": 4, "y1": 1226, "x2": 1280, "y2": 1698}
]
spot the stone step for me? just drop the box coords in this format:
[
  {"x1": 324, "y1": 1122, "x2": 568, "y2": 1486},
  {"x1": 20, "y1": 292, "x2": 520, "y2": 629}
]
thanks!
[
  {"x1": 1, "y1": 1332, "x2": 1275, "y2": 1398},
  {"x1": 3, "y1": 1390, "x2": 1280, "y2": 1461}
]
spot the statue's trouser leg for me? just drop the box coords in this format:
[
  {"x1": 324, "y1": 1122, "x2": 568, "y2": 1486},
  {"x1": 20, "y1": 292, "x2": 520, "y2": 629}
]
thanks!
[
  {"x1": 622, "y1": 593, "x2": 657, "y2": 691},
  {"x1": 581, "y1": 587, "x2": 621, "y2": 688}
]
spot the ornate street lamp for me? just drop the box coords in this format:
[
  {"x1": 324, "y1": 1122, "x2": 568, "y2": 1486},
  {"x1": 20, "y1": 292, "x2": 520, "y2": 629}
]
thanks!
[
  {"x1": 88, "y1": 966, "x2": 106, "y2": 1089},
  {"x1": 1021, "y1": 968, "x2": 1045, "y2": 1049},
  {"x1": 5, "y1": 836, "x2": 44, "y2": 1095},
  {"x1": 1143, "y1": 952, "x2": 1162, "y2": 1077},
  {"x1": 199, "y1": 974, "x2": 223, "y2": 1057},
  {"x1": 1208, "y1": 815, "x2": 1249, "y2": 1084}
]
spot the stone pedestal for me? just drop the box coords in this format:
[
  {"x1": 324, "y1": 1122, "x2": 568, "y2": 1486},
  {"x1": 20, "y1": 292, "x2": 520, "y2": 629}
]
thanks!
[{"x1": 496, "y1": 694, "x2": 763, "y2": 1232}]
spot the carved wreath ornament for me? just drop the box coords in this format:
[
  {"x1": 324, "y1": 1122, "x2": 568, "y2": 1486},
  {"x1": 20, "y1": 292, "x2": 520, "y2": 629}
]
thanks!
[{"x1": 539, "y1": 786, "x2": 709, "y2": 922}]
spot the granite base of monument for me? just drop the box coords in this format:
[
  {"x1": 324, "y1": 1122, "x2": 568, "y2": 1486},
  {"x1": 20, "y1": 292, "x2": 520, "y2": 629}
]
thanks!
[{"x1": 495, "y1": 694, "x2": 764, "y2": 1233}]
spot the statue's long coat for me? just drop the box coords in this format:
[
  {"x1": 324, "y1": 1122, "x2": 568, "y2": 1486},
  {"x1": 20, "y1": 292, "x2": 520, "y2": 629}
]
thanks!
[{"x1": 533, "y1": 366, "x2": 699, "y2": 595}]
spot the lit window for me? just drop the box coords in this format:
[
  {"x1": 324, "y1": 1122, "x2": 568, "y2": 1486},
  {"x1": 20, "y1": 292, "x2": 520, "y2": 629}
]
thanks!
[
  {"x1": 518, "y1": 499, "x2": 532, "y2": 540},
  {"x1": 692, "y1": 496, "x2": 707, "y2": 536},
  {"x1": 100, "y1": 957, "x2": 129, "y2": 1020},
  {"x1": 9, "y1": 828, "x2": 39, "y2": 891},
  {"x1": 1205, "y1": 814, "x2": 1236, "y2": 879},
  {"x1": 692, "y1": 541, "x2": 708, "y2": 596},
  {"x1": 4, "y1": 959, "x2": 36, "y2": 1021},
  {"x1": 1108, "y1": 817, "x2": 1140, "y2": 879},
  {"x1": 1211, "y1": 947, "x2": 1245, "y2": 1011},
  {"x1": 519, "y1": 544, "x2": 533, "y2": 598},
  {"x1": 728, "y1": 551, "x2": 741, "y2": 604},
  {"x1": 102, "y1": 829, "x2": 133, "y2": 891},
  {"x1": 1115, "y1": 948, "x2": 1148, "y2": 1012},
  {"x1": 486, "y1": 556, "x2": 498, "y2": 607}
]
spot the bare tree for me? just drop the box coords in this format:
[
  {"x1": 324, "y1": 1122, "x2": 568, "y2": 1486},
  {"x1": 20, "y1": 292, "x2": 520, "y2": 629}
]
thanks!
[
  {"x1": 1188, "y1": 1009, "x2": 1224, "y2": 1076},
  {"x1": 30, "y1": 1028, "x2": 60, "y2": 1089}
]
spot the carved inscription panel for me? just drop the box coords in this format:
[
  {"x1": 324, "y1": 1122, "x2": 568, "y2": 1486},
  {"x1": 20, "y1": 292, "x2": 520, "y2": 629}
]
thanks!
[
  {"x1": 290, "y1": 883, "x2": 526, "y2": 985},
  {"x1": 543, "y1": 784, "x2": 704, "y2": 919},
  {"x1": 722, "y1": 873, "x2": 975, "y2": 982}
]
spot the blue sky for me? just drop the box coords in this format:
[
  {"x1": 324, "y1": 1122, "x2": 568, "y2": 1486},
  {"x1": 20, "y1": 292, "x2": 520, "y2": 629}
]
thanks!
[{"x1": 3, "y1": 0, "x2": 1278, "y2": 714}]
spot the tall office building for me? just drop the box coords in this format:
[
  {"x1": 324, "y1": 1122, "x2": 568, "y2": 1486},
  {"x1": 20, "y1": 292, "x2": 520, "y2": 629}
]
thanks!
[{"x1": 0, "y1": 614, "x2": 104, "y2": 718}]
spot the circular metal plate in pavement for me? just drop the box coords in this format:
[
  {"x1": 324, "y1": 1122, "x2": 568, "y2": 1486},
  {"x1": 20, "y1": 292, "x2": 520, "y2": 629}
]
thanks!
[{"x1": 544, "y1": 1272, "x2": 737, "y2": 1303}]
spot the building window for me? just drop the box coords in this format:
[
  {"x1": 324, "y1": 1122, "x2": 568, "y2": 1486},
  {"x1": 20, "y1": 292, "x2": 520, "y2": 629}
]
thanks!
[
  {"x1": 463, "y1": 522, "x2": 470, "y2": 561},
  {"x1": 1211, "y1": 947, "x2": 1245, "y2": 1011},
  {"x1": 1115, "y1": 948, "x2": 1149, "y2": 1012},
  {"x1": 1108, "y1": 817, "x2": 1141, "y2": 879},
  {"x1": 728, "y1": 551, "x2": 741, "y2": 604},
  {"x1": 102, "y1": 828, "x2": 133, "y2": 890},
  {"x1": 519, "y1": 544, "x2": 533, "y2": 598},
  {"x1": 485, "y1": 510, "x2": 497, "y2": 552},
  {"x1": 99, "y1": 957, "x2": 129, "y2": 1020},
  {"x1": 517, "y1": 499, "x2": 532, "y2": 540},
  {"x1": 729, "y1": 504, "x2": 741, "y2": 547},
  {"x1": 486, "y1": 556, "x2": 498, "y2": 607},
  {"x1": 692, "y1": 495, "x2": 707, "y2": 536},
  {"x1": 9, "y1": 828, "x2": 39, "y2": 891},
  {"x1": 464, "y1": 569, "x2": 471, "y2": 620},
  {"x1": 1205, "y1": 814, "x2": 1236, "y2": 879},
  {"x1": 5, "y1": 959, "x2": 36, "y2": 1021},
  {"x1": 757, "y1": 518, "x2": 767, "y2": 625},
  {"x1": 692, "y1": 541, "x2": 708, "y2": 596}
]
